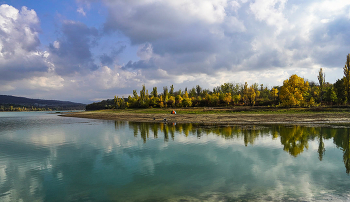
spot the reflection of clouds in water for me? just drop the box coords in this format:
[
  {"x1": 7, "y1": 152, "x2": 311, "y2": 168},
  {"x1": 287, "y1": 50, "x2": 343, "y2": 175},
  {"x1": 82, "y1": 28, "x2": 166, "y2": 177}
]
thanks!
[
  {"x1": 0, "y1": 164, "x2": 6, "y2": 185},
  {"x1": 140, "y1": 157, "x2": 155, "y2": 176},
  {"x1": 1, "y1": 117, "x2": 350, "y2": 201},
  {"x1": 30, "y1": 131, "x2": 67, "y2": 146}
]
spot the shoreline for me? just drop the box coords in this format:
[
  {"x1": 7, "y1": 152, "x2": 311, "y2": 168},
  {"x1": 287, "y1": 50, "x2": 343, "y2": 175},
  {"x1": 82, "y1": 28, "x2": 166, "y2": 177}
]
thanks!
[{"x1": 61, "y1": 110, "x2": 350, "y2": 125}]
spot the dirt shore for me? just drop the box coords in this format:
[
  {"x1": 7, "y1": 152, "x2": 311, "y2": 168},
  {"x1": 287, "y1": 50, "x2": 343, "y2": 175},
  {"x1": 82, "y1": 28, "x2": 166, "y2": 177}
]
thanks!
[{"x1": 61, "y1": 111, "x2": 350, "y2": 125}]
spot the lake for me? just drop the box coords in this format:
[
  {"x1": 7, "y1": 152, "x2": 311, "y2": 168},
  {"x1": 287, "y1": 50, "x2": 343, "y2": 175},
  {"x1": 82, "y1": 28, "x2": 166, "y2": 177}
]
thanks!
[{"x1": 0, "y1": 112, "x2": 350, "y2": 201}]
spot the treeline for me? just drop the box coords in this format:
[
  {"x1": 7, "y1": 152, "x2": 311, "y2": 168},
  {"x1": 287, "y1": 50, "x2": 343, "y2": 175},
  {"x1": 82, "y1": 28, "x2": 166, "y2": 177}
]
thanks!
[
  {"x1": 87, "y1": 54, "x2": 350, "y2": 110},
  {"x1": 0, "y1": 105, "x2": 53, "y2": 111}
]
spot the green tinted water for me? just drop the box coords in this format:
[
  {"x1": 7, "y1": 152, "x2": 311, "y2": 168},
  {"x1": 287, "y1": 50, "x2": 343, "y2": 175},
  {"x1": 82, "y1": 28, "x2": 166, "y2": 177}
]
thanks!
[{"x1": 0, "y1": 112, "x2": 350, "y2": 201}]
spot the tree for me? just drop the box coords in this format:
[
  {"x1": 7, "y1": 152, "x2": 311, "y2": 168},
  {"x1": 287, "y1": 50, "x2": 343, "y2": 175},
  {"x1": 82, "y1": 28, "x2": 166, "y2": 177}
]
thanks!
[
  {"x1": 270, "y1": 88, "x2": 279, "y2": 102},
  {"x1": 189, "y1": 87, "x2": 196, "y2": 98},
  {"x1": 114, "y1": 96, "x2": 120, "y2": 109},
  {"x1": 163, "y1": 86, "x2": 169, "y2": 104},
  {"x1": 223, "y1": 93, "x2": 232, "y2": 106},
  {"x1": 133, "y1": 90, "x2": 138, "y2": 99},
  {"x1": 196, "y1": 85, "x2": 202, "y2": 96},
  {"x1": 175, "y1": 94, "x2": 183, "y2": 107},
  {"x1": 221, "y1": 83, "x2": 234, "y2": 94},
  {"x1": 324, "y1": 87, "x2": 337, "y2": 105},
  {"x1": 139, "y1": 85, "x2": 147, "y2": 107},
  {"x1": 344, "y1": 54, "x2": 350, "y2": 103},
  {"x1": 334, "y1": 78, "x2": 346, "y2": 104},
  {"x1": 182, "y1": 98, "x2": 192, "y2": 107},
  {"x1": 151, "y1": 87, "x2": 158, "y2": 97},
  {"x1": 183, "y1": 90, "x2": 189, "y2": 99},
  {"x1": 318, "y1": 68, "x2": 325, "y2": 102},
  {"x1": 242, "y1": 82, "x2": 249, "y2": 105},
  {"x1": 169, "y1": 84, "x2": 174, "y2": 96},
  {"x1": 279, "y1": 74, "x2": 309, "y2": 107},
  {"x1": 248, "y1": 85, "x2": 257, "y2": 106}
]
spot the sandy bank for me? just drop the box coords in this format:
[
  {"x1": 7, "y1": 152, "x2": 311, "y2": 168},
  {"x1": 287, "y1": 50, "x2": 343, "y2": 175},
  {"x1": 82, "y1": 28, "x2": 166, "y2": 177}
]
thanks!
[{"x1": 61, "y1": 111, "x2": 350, "y2": 125}]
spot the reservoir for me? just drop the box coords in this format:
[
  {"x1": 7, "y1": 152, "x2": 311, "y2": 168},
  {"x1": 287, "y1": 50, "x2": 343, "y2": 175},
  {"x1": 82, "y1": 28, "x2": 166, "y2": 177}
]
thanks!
[{"x1": 1, "y1": 112, "x2": 350, "y2": 201}]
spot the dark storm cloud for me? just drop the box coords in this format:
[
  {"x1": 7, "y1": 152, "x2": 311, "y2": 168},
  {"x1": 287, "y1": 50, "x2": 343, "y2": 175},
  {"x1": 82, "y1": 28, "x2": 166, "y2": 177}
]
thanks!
[{"x1": 48, "y1": 21, "x2": 99, "y2": 75}]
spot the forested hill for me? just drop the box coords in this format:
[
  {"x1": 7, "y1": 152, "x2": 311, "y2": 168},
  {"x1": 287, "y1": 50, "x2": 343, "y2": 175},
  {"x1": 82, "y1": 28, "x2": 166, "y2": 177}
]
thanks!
[{"x1": 0, "y1": 95, "x2": 86, "y2": 110}]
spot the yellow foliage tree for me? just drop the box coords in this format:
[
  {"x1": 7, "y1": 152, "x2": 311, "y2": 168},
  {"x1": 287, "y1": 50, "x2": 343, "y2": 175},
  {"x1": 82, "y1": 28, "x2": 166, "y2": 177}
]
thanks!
[
  {"x1": 279, "y1": 74, "x2": 309, "y2": 107},
  {"x1": 270, "y1": 88, "x2": 278, "y2": 101},
  {"x1": 248, "y1": 85, "x2": 256, "y2": 106},
  {"x1": 223, "y1": 93, "x2": 232, "y2": 106}
]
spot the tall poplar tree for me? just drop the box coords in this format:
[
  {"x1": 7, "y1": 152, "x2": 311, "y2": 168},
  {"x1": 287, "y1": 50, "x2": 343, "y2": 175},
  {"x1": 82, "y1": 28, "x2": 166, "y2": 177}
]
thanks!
[
  {"x1": 318, "y1": 68, "x2": 325, "y2": 102},
  {"x1": 344, "y1": 54, "x2": 350, "y2": 103}
]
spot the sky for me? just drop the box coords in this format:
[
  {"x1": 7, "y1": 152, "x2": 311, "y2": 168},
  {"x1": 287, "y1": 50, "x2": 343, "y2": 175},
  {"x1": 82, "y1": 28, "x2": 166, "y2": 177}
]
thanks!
[{"x1": 0, "y1": 0, "x2": 349, "y2": 104}]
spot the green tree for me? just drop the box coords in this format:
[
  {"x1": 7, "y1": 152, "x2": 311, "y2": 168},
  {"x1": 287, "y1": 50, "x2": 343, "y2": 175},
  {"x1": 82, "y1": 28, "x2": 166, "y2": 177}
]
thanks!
[
  {"x1": 151, "y1": 87, "x2": 158, "y2": 97},
  {"x1": 324, "y1": 86, "x2": 337, "y2": 105},
  {"x1": 169, "y1": 84, "x2": 174, "y2": 96},
  {"x1": 344, "y1": 54, "x2": 350, "y2": 103},
  {"x1": 163, "y1": 86, "x2": 168, "y2": 99},
  {"x1": 318, "y1": 68, "x2": 325, "y2": 102},
  {"x1": 189, "y1": 87, "x2": 196, "y2": 98},
  {"x1": 196, "y1": 85, "x2": 202, "y2": 96},
  {"x1": 334, "y1": 78, "x2": 346, "y2": 104},
  {"x1": 221, "y1": 83, "x2": 234, "y2": 94}
]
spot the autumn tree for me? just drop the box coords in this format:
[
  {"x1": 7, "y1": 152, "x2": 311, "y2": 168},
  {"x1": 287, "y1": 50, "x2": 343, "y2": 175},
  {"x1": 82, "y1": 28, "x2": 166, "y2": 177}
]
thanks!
[
  {"x1": 114, "y1": 96, "x2": 119, "y2": 109},
  {"x1": 270, "y1": 88, "x2": 279, "y2": 102},
  {"x1": 242, "y1": 82, "x2": 249, "y2": 105},
  {"x1": 223, "y1": 93, "x2": 232, "y2": 106},
  {"x1": 175, "y1": 94, "x2": 183, "y2": 107},
  {"x1": 279, "y1": 74, "x2": 309, "y2": 107},
  {"x1": 248, "y1": 85, "x2": 257, "y2": 106}
]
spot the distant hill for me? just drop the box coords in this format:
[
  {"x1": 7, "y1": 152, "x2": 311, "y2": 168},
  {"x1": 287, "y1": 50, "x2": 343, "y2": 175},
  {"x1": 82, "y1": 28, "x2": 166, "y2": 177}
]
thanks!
[{"x1": 0, "y1": 95, "x2": 86, "y2": 110}]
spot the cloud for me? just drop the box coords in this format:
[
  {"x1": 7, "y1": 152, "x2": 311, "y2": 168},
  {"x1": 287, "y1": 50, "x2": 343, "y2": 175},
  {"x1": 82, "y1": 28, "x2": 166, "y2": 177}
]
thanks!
[
  {"x1": 77, "y1": 7, "x2": 86, "y2": 16},
  {"x1": 99, "y1": 45, "x2": 126, "y2": 66},
  {"x1": 99, "y1": 0, "x2": 350, "y2": 75},
  {"x1": 2, "y1": 0, "x2": 350, "y2": 103},
  {"x1": 0, "y1": 4, "x2": 49, "y2": 81},
  {"x1": 48, "y1": 20, "x2": 99, "y2": 75}
]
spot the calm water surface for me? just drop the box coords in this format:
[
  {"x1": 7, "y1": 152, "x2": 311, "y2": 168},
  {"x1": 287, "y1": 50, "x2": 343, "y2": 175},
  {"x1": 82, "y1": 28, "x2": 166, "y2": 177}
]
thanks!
[{"x1": 1, "y1": 112, "x2": 350, "y2": 201}]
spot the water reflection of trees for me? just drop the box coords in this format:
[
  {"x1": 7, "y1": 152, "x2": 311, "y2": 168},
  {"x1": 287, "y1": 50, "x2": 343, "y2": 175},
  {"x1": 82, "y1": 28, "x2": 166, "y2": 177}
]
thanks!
[{"x1": 122, "y1": 121, "x2": 350, "y2": 174}]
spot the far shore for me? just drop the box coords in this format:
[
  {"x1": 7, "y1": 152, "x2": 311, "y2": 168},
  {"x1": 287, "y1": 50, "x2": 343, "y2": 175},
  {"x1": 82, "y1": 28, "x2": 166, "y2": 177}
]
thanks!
[{"x1": 61, "y1": 108, "x2": 350, "y2": 125}]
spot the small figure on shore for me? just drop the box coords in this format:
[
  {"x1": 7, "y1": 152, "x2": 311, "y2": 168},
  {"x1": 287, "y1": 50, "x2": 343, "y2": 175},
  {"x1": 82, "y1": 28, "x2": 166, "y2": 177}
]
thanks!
[{"x1": 171, "y1": 110, "x2": 176, "y2": 114}]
